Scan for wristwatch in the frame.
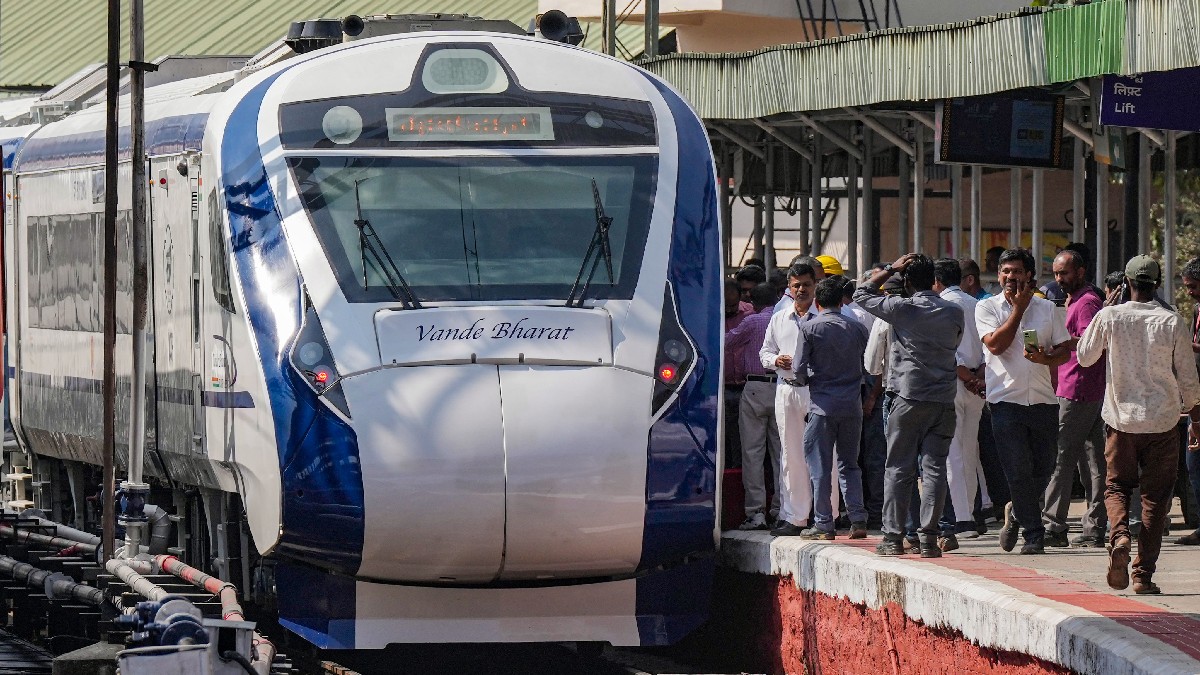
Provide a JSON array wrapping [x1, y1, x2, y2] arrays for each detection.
[[883, 263, 894, 273]]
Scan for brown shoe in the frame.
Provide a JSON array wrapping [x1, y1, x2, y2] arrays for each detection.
[[1133, 579, 1161, 595], [1107, 536, 1131, 590], [848, 522, 867, 539]]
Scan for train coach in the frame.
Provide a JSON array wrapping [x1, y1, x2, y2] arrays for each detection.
[[0, 14, 723, 650]]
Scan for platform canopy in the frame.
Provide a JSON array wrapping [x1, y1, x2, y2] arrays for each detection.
[[638, 0, 1193, 119], [636, 0, 1200, 296]]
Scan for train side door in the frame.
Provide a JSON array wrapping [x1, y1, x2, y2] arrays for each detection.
[[198, 181, 237, 465], [148, 154, 204, 472]]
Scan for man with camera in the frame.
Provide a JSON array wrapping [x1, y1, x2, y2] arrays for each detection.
[[1077, 255, 1200, 594], [854, 253, 963, 558], [976, 249, 1071, 555]]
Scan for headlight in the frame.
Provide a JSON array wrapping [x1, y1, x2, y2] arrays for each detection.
[[288, 302, 351, 418]]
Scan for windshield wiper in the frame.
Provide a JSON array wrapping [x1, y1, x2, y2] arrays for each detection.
[[354, 179, 422, 309], [565, 178, 615, 308]]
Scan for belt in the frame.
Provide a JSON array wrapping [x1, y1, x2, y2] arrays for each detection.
[[746, 374, 778, 383]]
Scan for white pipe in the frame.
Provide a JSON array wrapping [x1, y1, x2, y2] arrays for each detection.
[[970, 166, 982, 262], [950, 166, 962, 257], [17, 509, 100, 547], [1073, 140, 1086, 243], [142, 504, 172, 555], [1010, 169, 1022, 249], [1032, 169, 1045, 280], [914, 127, 925, 253], [1166, 131, 1177, 298], [107, 557, 167, 604]]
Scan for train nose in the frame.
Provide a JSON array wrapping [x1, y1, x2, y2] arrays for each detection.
[[341, 365, 508, 583], [338, 306, 651, 584], [340, 364, 652, 583]]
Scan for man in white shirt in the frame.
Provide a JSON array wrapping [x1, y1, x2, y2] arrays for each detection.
[[1077, 255, 1200, 594], [932, 259, 987, 552], [760, 262, 819, 536], [976, 249, 1071, 555]]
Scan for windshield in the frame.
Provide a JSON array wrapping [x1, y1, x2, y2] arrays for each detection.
[[288, 155, 656, 302]]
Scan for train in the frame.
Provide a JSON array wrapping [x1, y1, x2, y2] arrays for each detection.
[[0, 13, 723, 650]]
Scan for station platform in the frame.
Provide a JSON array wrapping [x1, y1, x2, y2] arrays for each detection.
[[715, 512, 1200, 675]]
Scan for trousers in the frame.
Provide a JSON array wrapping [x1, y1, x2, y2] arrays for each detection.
[[1105, 425, 1179, 581], [740, 380, 782, 517], [990, 401, 1059, 544], [774, 385, 812, 527], [882, 396, 956, 541], [804, 412, 867, 531], [1042, 398, 1107, 537], [946, 381, 985, 526]]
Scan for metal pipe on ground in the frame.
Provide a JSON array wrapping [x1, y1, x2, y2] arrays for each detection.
[[0, 523, 99, 555], [149, 555, 274, 674], [16, 510, 101, 547], [0, 555, 105, 605], [106, 558, 166, 606]]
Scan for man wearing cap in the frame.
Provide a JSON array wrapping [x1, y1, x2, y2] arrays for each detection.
[[1077, 255, 1200, 594], [976, 248, 1071, 555]]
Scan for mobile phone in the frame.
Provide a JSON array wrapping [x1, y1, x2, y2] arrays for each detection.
[[1022, 329, 1039, 353]]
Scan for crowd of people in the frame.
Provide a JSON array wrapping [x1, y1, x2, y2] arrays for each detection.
[[722, 244, 1200, 593]]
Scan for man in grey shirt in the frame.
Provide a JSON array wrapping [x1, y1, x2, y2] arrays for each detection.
[[854, 253, 964, 558], [790, 277, 870, 539]]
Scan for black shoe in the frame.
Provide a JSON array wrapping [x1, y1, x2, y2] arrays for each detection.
[[876, 539, 905, 556], [974, 515, 989, 536], [998, 502, 1018, 552], [920, 543, 942, 558], [1020, 541, 1045, 554], [937, 534, 959, 552], [771, 522, 806, 537], [1044, 530, 1070, 548], [848, 522, 868, 539], [1071, 534, 1105, 548]]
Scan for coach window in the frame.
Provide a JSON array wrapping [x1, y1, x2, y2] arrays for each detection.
[[207, 191, 235, 313]]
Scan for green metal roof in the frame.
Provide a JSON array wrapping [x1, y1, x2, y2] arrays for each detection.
[[0, 1, 547, 89], [0, 1, 657, 90], [638, 0, 1200, 120]]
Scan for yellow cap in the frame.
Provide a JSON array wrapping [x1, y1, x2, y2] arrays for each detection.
[[815, 255, 844, 276]]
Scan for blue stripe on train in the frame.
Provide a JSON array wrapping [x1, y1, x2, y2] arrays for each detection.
[[219, 73, 366, 612], [635, 76, 722, 644]]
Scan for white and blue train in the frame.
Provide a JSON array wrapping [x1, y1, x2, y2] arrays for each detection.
[[0, 16, 723, 649]]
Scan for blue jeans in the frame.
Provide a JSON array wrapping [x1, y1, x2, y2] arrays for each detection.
[[1188, 444, 1200, 533], [989, 401, 1060, 544], [804, 411, 867, 531]]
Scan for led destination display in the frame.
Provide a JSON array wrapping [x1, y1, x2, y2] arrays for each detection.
[[386, 107, 555, 142]]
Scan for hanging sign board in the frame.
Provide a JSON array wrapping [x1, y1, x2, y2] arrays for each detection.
[[1100, 67, 1200, 132], [935, 94, 1065, 169]]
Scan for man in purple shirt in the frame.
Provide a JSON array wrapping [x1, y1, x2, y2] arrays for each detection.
[[724, 278, 754, 469], [726, 283, 783, 529], [1041, 250, 1108, 548]]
